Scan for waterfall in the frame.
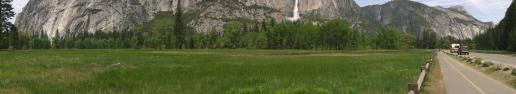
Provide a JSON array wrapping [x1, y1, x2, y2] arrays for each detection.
[[287, 0, 301, 21]]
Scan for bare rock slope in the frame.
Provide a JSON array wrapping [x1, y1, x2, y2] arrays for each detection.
[[16, 0, 370, 37], [361, 0, 493, 39]]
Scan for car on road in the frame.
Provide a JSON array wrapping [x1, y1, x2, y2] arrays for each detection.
[[458, 46, 470, 55]]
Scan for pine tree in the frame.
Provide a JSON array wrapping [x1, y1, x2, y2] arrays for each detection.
[[52, 31, 61, 49], [8, 24, 17, 49], [174, 0, 185, 49], [0, 0, 15, 49], [509, 29, 516, 51]]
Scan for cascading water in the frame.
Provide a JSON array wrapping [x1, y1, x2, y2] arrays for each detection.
[[287, 0, 301, 21]]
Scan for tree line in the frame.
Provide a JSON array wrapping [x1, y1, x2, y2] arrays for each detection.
[[25, 19, 422, 50]]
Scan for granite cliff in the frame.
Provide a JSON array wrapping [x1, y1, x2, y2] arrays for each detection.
[[16, 0, 371, 38], [361, 0, 493, 39], [15, 0, 490, 39]]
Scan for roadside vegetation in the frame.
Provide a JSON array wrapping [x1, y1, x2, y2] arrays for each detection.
[[0, 50, 432, 94]]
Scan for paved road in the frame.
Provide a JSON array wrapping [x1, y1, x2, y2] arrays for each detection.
[[438, 52, 516, 94], [470, 52, 516, 66]]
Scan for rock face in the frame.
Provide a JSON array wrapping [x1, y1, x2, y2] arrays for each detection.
[[299, 0, 380, 31], [16, 0, 490, 39], [361, 0, 493, 39], [16, 0, 370, 37], [15, 0, 201, 37]]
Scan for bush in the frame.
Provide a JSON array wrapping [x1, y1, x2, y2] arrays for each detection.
[[467, 58, 475, 63], [493, 64, 503, 71], [144, 37, 162, 49], [504, 67, 511, 71], [474, 58, 483, 65], [512, 68, 516, 76], [482, 61, 494, 67], [458, 56, 470, 61]]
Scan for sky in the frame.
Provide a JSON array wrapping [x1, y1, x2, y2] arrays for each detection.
[[9, 0, 29, 23], [8, 0, 513, 23], [355, 0, 512, 23]]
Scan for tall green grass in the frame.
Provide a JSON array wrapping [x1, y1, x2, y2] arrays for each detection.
[[0, 49, 432, 94]]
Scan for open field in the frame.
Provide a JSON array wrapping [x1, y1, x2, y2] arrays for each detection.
[[0, 49, 432, 94]]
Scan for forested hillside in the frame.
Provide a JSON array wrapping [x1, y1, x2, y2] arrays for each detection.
[[474, 0, 516, 52]]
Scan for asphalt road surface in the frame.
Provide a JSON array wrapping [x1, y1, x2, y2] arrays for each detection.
[[438, 52, 516, 94], [470, 52, 516, 66]]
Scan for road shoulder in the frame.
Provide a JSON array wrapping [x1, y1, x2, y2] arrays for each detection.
[[443, 51, 516, 90], [422, 56, 445, 94]]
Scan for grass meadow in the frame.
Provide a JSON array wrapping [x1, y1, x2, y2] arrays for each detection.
[[0, 49, 432, 94]]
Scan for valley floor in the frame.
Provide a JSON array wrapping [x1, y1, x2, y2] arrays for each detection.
[[0, 49, 432, 94]]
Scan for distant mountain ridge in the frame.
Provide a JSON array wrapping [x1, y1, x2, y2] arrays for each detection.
[[361, 0, 493, 39]]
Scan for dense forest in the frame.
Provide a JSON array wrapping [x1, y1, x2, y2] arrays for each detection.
[[474, 1, 516, 52]]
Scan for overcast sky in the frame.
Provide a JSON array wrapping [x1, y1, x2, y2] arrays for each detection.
[[9, 0, 513, 23]]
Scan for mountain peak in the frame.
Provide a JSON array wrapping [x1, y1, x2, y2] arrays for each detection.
[[447, 5, 468, 14], [362, 0, 491, 39]]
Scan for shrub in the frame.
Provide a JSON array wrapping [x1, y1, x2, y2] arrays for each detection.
[[512, 68, 516, 76], [482, 61, 494, 67], [493, 64, 503, 71], [504, 67, 511, 71], [144, 37, 162, 49], [460, 56, 468, 61], [467, 58, 475, 63], [474, 58, 483, 65]]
